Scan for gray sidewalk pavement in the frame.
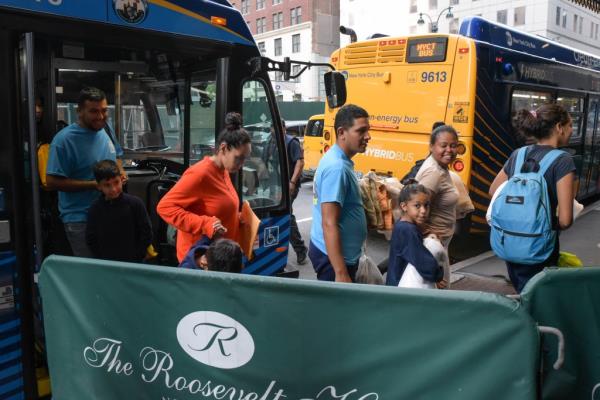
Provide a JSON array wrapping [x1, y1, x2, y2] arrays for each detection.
[[452, 200, 600, 282]]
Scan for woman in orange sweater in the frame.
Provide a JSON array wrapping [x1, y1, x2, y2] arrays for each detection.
[[157, 113, 251, 262]]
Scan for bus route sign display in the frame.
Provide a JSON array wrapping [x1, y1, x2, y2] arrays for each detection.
[[406, 37, 448, 63]]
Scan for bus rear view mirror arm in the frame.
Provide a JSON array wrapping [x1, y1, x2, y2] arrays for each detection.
[[248, 56, 335, 80]]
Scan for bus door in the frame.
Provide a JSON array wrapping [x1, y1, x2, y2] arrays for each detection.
[[557, 95, 585, 196], [582, 96, 600, 197], [230, 79, 289, 275], [303, 114, 325, 177], [0, 31, 44, 399]]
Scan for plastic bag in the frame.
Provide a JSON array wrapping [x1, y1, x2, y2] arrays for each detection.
[[557, 251, 583, 268], [398, 263, 436, 289], [355, 253, 384, 285]]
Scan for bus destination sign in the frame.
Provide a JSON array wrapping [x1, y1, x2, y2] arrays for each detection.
[[406, 37, 448, 63]]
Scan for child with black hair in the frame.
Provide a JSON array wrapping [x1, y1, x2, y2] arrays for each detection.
[[86, 159, 152, 262], [386, 181, 445, 288]]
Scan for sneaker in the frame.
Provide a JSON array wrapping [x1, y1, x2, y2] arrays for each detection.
[[296, 250, 307, 265]]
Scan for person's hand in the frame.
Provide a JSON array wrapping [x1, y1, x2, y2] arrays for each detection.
[[436, 279, 448, 289], [335, 271, 353, 283], [212, 219, 227, 238], [289, 181, 297, 197]]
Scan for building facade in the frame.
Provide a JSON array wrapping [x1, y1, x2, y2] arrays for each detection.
[[340, 0, 600, 55], [231, 0, 340, 101]]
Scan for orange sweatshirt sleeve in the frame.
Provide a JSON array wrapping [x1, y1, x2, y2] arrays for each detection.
[[156, 165, 219, 238]]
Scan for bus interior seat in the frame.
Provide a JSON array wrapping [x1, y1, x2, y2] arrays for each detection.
[[145, 178, 177, 265]]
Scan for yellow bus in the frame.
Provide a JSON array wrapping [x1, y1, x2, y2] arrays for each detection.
[[302, 114, 325, 177], [321, 17, 600, 231]]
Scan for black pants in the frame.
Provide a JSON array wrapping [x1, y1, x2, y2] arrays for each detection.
[[506, 237, 560, 293], [290, 186, 306, 255]]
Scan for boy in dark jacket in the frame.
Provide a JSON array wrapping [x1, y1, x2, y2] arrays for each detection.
[[86, 160, 152, 262], [179, 236, 243, 273]]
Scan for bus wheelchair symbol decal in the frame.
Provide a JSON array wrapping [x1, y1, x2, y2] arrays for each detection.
[[113, 0, 148, 24], [264, 226, 279, 247]]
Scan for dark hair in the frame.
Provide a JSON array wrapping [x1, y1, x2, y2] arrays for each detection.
[[513, 103, 570, 140], [430, 124, 458, 145], [334, 104, 369, 137], [93, 159, 120, 182], [398, 182, 429, 203], [206, 239, 243, 273], [431, 121, 445, 131], [216, 112, 251, 151], [78, 87, 106, 108]]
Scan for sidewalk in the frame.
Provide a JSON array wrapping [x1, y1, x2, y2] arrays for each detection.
[[451, 200, 600, 293]]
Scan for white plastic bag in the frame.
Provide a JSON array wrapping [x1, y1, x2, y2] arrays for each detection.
[[398, 235, 448, 289], [355, 252, 384, 285], [398, 263, 436, 289]]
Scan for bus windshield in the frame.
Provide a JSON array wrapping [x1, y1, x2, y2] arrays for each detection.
[[54, 45, 218, 164]]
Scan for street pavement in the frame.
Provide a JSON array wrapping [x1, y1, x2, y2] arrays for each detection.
[[288, 180, 600, 288], [288, 180, 391, 279]]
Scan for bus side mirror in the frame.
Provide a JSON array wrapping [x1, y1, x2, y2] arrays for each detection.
[[324, 71, 347, 109]]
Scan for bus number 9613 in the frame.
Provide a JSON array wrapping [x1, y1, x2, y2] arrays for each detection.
[[421, 71, 447, 83]]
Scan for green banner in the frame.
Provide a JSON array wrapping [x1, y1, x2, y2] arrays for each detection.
[[521, 267, 600, 400], [40, 255, 539, 399]]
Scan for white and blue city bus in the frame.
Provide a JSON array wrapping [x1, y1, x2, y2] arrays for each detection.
[[0, 1, 344, 397]]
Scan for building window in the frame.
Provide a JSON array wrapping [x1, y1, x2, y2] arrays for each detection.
[[256, 0, 264, 10], [497, 9, 507, 25], [292, 34, 300, 53], [272, 0, 281, 4], [293, 93, 302, 102], [274, 38, 282, 56], [292, 65, 301, 83], [241, 0, 249, 14], [409, 25, 417, 34], [429, 0, 437, 10], [258, 41, 266, 55], [591, 22, 595, 38], [596, 23, 599, 40], [449, 18, 459, 34], [574, 15, 578, 32], [274, 71, 284, 81], [256, 17, 266, 34], [273, 12, 283, 30], [410, 0, 417, 13], [562, 11, 567, 28], [514, 6, 526, 26], [291, 7, 302, 25], [579, 17, 583, 34], [450, 0, 458, 4], [555, 7, 561, 26]]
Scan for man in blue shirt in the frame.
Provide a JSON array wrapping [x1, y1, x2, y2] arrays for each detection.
[[309, 104, 371, 282], [46, 87, 117, 257]]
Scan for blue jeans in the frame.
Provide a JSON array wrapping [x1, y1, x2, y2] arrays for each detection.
[[64, 222, 93, 258], [308, 241, 358, 281]]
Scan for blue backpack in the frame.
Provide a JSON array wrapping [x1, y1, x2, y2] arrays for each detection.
[[490, 147, 563, 265]]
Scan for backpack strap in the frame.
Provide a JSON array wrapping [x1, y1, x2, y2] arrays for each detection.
[[538, 149, 565, 175], [514, 146, 529, 175]]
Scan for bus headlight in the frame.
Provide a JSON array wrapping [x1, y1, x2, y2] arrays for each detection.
[[324, 130, 331, 141], [456, 143, 466, 155]]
